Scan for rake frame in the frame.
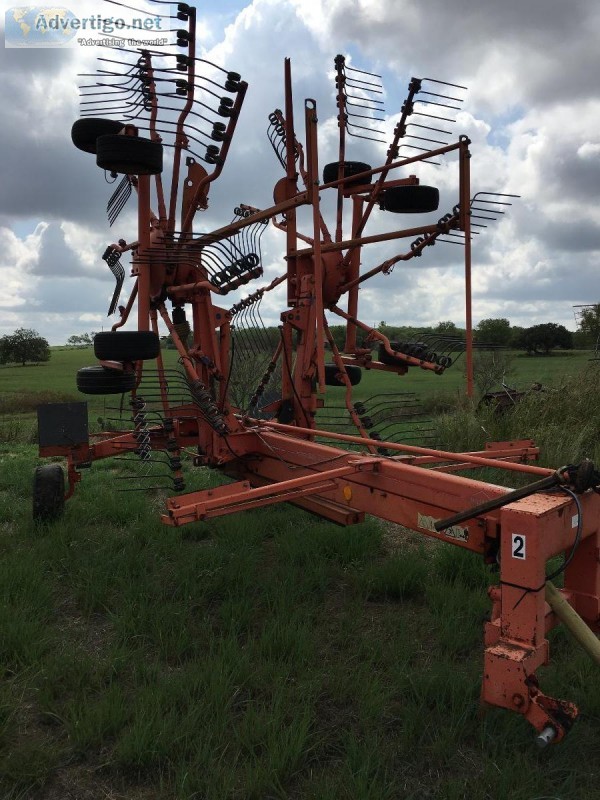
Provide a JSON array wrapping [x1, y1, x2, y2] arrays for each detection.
[[36, 2, 600, 747]]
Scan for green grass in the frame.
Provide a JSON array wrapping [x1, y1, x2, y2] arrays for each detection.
[[340, 348, 593, 412], [2, 345, 592, 446], [2, 347, 600, 797], [0, 347, 595, 444], [2, 443, 600, 799], [0, 346, 183, 443], [0, 345, 591, 408], [0, 347, 111, 400], [433, 366, 600, 468]]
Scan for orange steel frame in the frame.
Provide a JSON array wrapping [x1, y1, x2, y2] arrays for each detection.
[[41, 14, 600, 746]]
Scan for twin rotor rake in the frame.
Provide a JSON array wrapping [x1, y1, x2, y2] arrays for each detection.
[[35, 0, 600, 748]]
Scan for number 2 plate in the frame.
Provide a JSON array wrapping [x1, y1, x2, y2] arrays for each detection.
[[511, 533, 526, 560]]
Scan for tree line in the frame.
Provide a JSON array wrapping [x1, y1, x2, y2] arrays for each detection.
[[3, 308, 598, 368], [154, 318, 576, 356], [377, 318, 583, 356]]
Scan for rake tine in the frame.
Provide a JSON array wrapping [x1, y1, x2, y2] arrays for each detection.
[[347, 120, 386, 134], [337, 55, 388, 147], [344, 90, 385, 104], [108, 280, 124, 317], [438, 238, 466, 246], [419, 90, 464, 103], [345, 96, 385, 110], [345, 65, 382, 80], [78, 75, 134, 87], [347, 128, 388, 143], [413, 110, 456, 123], [108, 196, 126, 227], [103, 247, 125, 316], [80, 81, 141, 95], [345, 78, 384, 93], [473, 191, 520, 199], [416, 98, 462, 111], [79, 92, 135, 104], [422, 77, 468, 90], [108, 191, 132, 226], [404, 133, 449, 146], [409, 122, 454, 135], [473, 199, 513, 206], [398, 144, 441, 164], [107, 176, 132, 226], [347, 110, 386, 123]]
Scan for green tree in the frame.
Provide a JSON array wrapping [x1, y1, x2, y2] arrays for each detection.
[[435, 320, 458, 334], [510, 325, 525, 348], [0, 328, 50, 366], [474, 318, 512, 347], [515, 323, 572, 355], [577, 304, 600, 347], [0, 336, 11, 364], [66, 332, 95, 348], [327, 325, 346, 352]]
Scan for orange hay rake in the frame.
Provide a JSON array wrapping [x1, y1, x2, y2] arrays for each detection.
[[35, 0, 600, 746]]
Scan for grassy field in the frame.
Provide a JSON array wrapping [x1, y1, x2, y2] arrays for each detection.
[[2, 348, 600, 798], [1, 346, 594, 443], [1, 346, 592, 400]]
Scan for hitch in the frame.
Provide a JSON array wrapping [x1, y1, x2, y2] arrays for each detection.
[[434, 460, 600, 532]]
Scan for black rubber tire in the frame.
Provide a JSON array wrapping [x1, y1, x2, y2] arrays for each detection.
[[323, 161, 372, 186], [380, 185, 439, 213], [94, 331, 160, 361], [96, 135, 163, 175], [76, 366, 137, 395], [71, 118, 124, 154], [33, 464, 65, 523], [324, 363, 362, 386]]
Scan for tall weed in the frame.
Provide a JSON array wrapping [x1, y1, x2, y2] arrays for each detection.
[[434, 369, 600, 467]]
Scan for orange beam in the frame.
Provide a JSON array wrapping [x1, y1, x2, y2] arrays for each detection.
[[244, 417, 553, 476]]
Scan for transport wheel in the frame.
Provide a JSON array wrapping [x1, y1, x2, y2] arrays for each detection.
[[379, 185, 439, 213], [94, 331, 160, 361], [76, 366, 137, 395], [324, 363, 362, 386], [71, 118, 124, 154], [33, 464, 65, 522], [323, 161, 372, 186], [96, 135, 163, 175]]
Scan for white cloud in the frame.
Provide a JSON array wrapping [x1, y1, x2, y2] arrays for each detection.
[[0, 0, 599, 347], [0, 225, 43, 321], [78, 312, 103, 322]]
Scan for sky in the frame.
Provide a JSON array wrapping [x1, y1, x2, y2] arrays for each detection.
[[0, 0, 599, 345]]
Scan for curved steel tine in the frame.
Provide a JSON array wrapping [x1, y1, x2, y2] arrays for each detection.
[[421, 77, 468, 90]]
